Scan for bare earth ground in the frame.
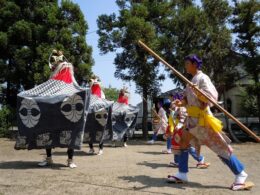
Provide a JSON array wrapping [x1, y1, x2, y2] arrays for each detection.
[[0, 138, 259, 195]]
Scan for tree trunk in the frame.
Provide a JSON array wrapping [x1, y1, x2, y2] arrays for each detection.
[[142, 88, 148, 139], [254, 73, 260, 122], [257, 93, 260, 122], [6, 80, 10, 105]]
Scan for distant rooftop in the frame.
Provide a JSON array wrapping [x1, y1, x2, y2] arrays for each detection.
[[158, 87, 184, 98]]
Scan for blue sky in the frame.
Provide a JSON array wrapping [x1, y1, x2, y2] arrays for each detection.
[[72, 0, 176, 105]]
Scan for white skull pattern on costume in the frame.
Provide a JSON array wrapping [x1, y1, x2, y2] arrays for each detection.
[[19, 98, 41, 128], [36, 133, 52, 147], [95, 109, 108, 127], [61, 94, 84, 123], [60, 131, 72, 145], [125, 113, 135, 127]]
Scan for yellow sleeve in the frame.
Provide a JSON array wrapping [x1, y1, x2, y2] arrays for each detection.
[[168, 116, 174, 133]]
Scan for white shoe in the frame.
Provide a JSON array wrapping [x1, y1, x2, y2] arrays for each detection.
[[234, 171, 248, 184], [124, 142, 128, 147], [38, 157, 53, 167], [162, 149, 172, 154], [198, 156, 205, 164], [231, 171, 248, 190], [67, 159, 77, 169], [167, 172, 188, 183], [147, 140, 154, 144], [88, 148, 95, 154], [97, 149, 103, 155]]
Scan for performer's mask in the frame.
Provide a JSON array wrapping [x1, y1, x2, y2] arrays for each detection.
[[95, 108, 108, 127]]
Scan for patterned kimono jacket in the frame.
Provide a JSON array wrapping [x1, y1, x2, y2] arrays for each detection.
[[153, 107, 168, 134], [171, 107, 187, 152], [184, 71, 233, 159]]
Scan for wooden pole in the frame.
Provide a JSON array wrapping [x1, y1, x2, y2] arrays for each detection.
[[138, 40, 260, 142]]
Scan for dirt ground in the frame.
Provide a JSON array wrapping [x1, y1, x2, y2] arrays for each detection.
[[0, 138, 259, 195]]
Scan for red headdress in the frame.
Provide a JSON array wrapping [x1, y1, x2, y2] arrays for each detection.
[[89, 75, 102, 98], [117, 87, 129, 105], [49, 49, 76, 84]]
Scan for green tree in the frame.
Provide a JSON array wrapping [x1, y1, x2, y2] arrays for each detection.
[[240, 85, 259, 117], [103, 86, 120, 101], [232, 0, 260, 120], [0, 106, 13, 137], [154, 0, 243, 128], [158, 0, 239, 89], [202, 0, 238, 87], [97, 0, 169, 138], [0, 0, 93, 107]]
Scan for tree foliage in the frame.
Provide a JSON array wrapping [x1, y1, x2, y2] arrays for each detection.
[[103, 86, 120, 101], [97, 0, 245, 137], [97, 0, 170, 138], [157, 0, 240, 93], [0, 0, 93, 107], [232, 0, 260, 119], [0, 105, 13, 137]]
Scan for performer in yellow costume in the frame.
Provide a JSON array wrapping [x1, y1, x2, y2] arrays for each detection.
[[167, 54, 252, 191]]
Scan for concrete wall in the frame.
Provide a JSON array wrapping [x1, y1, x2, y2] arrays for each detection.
[[223, 76, 253, 117]]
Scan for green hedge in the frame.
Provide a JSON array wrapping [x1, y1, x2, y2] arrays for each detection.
[[0, 106, 13, 137]]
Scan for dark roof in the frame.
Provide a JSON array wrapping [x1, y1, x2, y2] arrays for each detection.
[[158, 87, 184, 98]]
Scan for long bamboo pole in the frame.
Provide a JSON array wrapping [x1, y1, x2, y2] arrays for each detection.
[[138, 40, 260, 142]]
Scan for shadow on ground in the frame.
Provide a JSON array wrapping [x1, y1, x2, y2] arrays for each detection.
[[52, 151, 91, 156], [137, 161, 199, 170], [119, 175, 229, 191], [0, 161, 67, 170], [63, 179, 172, 195], [137, 161, 169, 169], [137, 151, 168, 155]]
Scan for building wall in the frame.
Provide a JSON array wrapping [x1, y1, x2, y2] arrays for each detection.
[[224, 87, 244, 116], [224, 77, 252, 117]]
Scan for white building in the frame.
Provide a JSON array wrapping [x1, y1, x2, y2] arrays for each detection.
[[220, 64, 258, 117]]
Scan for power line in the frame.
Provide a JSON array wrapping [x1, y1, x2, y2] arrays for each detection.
[[87, 30, 97, 35]]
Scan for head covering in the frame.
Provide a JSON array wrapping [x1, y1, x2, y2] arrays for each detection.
[[172, 93, 183, 100], [163, 98, 171, 106], [90, 74, 100, 81], [89, 74, 101, 86], [89, 74, 102, 97], [118, 87, 129, 105], [157, 100, 163, 107], [48, 49, 67, 70], [184, 54, 202, 69], [119, 86, 130, 97]]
